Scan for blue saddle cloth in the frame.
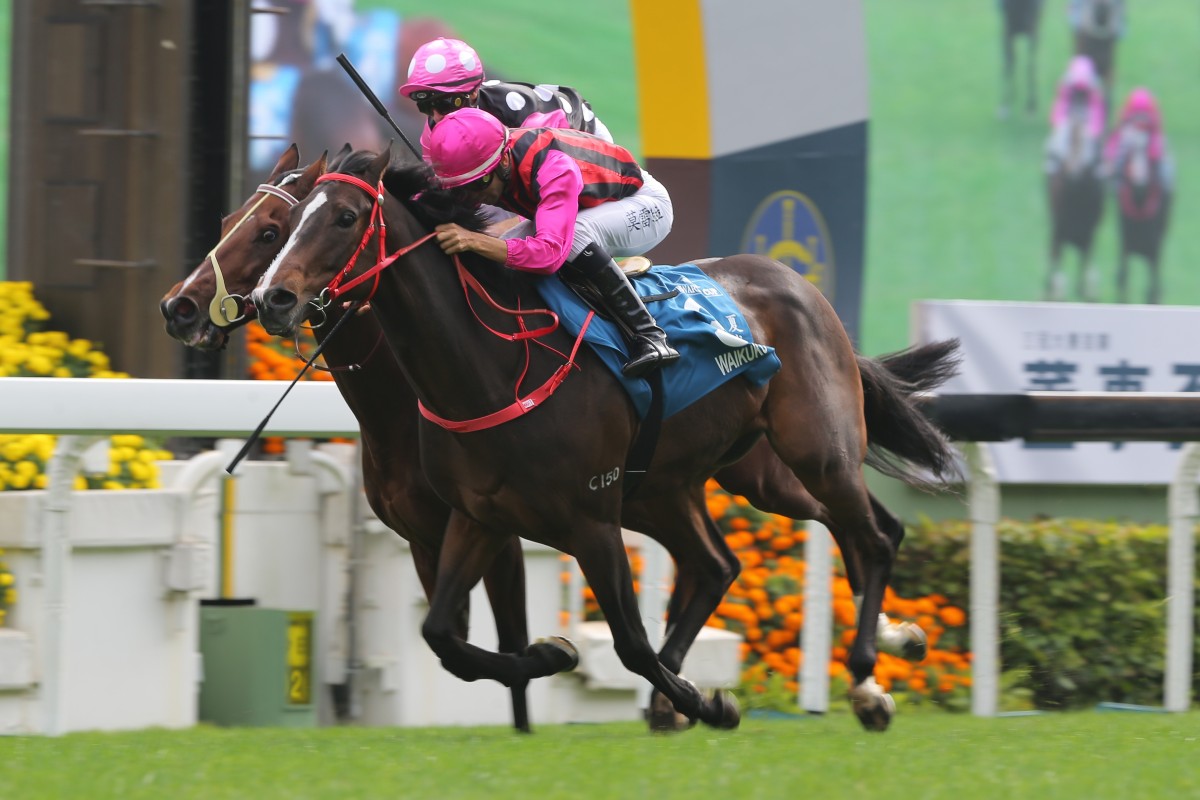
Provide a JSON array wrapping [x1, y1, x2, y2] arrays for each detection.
[[535, 263, 782, 419]]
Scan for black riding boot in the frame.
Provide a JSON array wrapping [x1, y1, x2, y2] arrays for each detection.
[[563, 243, 680, 378]]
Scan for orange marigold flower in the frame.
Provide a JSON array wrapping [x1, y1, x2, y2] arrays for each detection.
[[939, 606, 966, 627]]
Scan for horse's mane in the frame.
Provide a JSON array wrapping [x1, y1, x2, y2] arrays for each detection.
[[377, 159, 489, 234]]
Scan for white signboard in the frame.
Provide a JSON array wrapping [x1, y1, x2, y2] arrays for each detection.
[[912, 300, 1200, 484]]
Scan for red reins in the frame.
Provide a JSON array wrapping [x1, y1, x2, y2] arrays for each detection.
[[312, 171, 591, 432]]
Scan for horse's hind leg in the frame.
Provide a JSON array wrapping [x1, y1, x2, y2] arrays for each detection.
[[715, 446, 922, 660], [1046, 234, 1067, 301], [867, 496, 926, 662], [640, 496, 741, 731], [1147, 255, 1162, 305], [1116, 243, 1131, 303], [764, 389, 896, 729], [1026, 31, 1039, 114], [572, 520, 739, 730], [422, 513, 578, 693], [999, 28, 1014, 119], [481, 536, 532, 733]]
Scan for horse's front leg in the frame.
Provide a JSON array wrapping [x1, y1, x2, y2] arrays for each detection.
[[641, 500, 741, 732], [481, 536, 533, 733], [422, 512, 577, 690], [573, 522, 739, 731]]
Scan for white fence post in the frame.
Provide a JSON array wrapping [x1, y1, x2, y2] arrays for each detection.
[[1165, 443, 1200, 712], [800, 521, 832, 713], [964, 442, 1000, 717]]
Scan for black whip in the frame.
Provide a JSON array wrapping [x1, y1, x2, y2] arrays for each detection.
[[226, 303, 362, 474], [336, 52, 423, 161]]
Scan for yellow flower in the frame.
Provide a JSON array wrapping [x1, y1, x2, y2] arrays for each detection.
[[4, 589, 15, 605], [0, 573, 12, 587], [7, 474, 29, 490], [33, 474, 47, 489], [102, 481, 125, 490], [73, 476, 87, 490]]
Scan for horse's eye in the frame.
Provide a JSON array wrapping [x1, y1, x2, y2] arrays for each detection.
[[260, 228, 278, 244], [337, 210, 357, 228]]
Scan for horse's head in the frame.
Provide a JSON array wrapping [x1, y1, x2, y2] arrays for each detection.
[[159, 144, 332, 349], [253, 143, 488, 338], [253, 147, 397, 337]]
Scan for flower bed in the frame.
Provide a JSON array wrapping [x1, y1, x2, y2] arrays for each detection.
[[704, 480, 971, 711], [244, 322, 349, 455], [0, 550, 14, 627]]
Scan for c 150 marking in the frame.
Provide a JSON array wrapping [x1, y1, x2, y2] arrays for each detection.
[[589, 467, 621, 491]]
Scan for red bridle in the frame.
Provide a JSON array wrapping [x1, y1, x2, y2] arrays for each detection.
[[309, 171, 593, 432]]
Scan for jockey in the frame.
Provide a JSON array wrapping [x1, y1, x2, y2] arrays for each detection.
[[1103, 87, 1175, 190], [399, 37, 614, 153], [1044, 55, 1106, 174], [425, 107, 679, 379]]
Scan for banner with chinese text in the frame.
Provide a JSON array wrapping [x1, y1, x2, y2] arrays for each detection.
[[913, 300, 1200, 484]]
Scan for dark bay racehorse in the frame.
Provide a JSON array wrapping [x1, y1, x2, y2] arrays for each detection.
[[162, 146, 957, 732], [1114, 130, 1172, 304], [999, 0, 1044, 118], [1045, 106, 1106, 301], [249, 148, 959, 731], [1072, 0, 1123, 112]]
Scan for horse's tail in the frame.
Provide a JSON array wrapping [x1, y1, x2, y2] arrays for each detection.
[[856, 339, 963, 491]]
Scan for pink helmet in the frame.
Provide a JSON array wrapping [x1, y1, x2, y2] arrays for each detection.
[[426, 108, 509, 188], [399, 38, 485, 97]]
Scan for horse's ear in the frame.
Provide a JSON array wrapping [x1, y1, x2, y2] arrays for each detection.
[[291, 150, 329, 199], [267, 144, 301, 182], [329, 142, 353, 171], [367, 142, 394, 184]]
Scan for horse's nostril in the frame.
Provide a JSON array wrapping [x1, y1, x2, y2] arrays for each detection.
[[161, 296, 197, 325], [263, 288, 298, 312]]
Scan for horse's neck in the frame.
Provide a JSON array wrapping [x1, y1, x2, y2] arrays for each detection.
[[371, 203, 549, 421], [311, 304, 421, 439]]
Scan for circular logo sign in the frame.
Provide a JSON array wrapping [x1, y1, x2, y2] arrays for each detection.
[[741, 190, 835, 298]]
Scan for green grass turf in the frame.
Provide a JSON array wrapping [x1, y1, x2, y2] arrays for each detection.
[[860, 0, 1200, 354], [3, 712, 1199, 799]]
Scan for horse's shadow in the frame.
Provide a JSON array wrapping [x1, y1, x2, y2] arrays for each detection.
[[999, 0, 1044, 119]]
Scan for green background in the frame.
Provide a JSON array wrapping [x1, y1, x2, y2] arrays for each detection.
[[364, 0, 1200, 355], [3, 1, 1194, 356]]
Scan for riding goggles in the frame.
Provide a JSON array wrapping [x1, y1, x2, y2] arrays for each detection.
[[411, 91, 472, 116]]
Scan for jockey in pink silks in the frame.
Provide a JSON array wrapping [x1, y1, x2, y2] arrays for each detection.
[[1103, 87, 1175, 191], [398, 38, 614, 154], [425, 108, 679, 378], [1044, 56, 1107, 175]]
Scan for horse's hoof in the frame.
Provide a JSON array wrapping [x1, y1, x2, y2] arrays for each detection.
[[526, 635, 579, 675], [849, 677, 895, 732], [878, 620, 927, 663], [708, 689, 741, 730], [646, 689, 695, 734]]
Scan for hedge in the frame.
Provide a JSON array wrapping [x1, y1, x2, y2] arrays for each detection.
[[891, 517, 1198, 710]]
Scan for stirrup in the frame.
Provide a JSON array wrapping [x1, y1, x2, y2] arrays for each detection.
[[617, 256, 653, 277]]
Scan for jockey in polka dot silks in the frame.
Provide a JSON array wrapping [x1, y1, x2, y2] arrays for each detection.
[[399, 37, 614, 155]]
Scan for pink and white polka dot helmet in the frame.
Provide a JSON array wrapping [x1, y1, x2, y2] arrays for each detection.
[[399, 38, 485, 97], [426, 108, 509, 188]]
